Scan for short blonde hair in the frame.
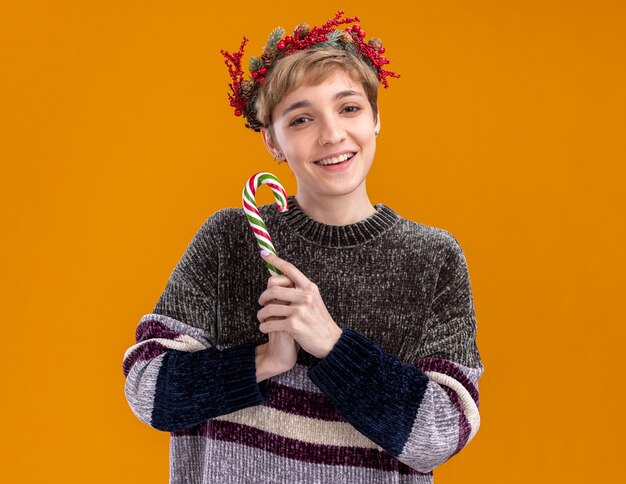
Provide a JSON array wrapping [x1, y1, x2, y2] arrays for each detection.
[[255, 49, 379, 130]]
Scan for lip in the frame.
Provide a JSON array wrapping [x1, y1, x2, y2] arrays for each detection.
[[314, 151, 356, 172], [314, 150, 357, 163]]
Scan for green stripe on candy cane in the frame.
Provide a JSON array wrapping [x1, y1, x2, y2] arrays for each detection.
[[242, 172, 289, 276]]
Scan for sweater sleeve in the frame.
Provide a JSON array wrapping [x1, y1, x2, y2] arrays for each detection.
[[122, 212, 268, 432], [308, 233, 483, 473]]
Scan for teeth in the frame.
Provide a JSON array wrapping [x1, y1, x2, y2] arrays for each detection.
[[316, 153, 354, 166]]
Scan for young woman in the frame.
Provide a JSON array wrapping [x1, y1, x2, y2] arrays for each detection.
[[123, 11, 483, 484]]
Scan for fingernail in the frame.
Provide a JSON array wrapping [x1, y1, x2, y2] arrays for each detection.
[[260, 249, 271, 257]]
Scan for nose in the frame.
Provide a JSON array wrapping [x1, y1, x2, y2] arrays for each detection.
[[318, 114, 346, 146]]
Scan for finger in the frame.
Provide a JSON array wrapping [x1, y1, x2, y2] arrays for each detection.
[[267, 275, 295, 288], [259, 286, 299, 306], [258, 304, 291, 324], [268, 298, 290, 306], [264, 315, 286, 321], [260, 252, 310, 289], [259, 318, 291, 334], [265, 276, 294, 306]]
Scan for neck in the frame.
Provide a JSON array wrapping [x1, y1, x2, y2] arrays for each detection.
[[293, 186, 376, 226]]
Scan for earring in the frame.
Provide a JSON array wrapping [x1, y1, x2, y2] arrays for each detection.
[[274, 152, 286, 165], [375, 131, 380, 137]]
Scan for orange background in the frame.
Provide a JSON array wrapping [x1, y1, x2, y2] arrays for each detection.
[[1, 1, 624, 482]]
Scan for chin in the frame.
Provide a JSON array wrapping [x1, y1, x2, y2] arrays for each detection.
[[322, 181, 367, 197]]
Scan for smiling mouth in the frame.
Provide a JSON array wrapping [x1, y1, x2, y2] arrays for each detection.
[[314, 152, 356, 166]]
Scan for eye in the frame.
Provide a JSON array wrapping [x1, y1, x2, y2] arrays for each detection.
[[289, 116, 311, 127], [342, 105, 361, 114]]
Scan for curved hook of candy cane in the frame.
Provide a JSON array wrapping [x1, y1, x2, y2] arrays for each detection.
[[242, 172, 289, 276]]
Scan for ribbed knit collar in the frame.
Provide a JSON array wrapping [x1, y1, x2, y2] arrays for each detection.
[[277, 195, 401, 248]]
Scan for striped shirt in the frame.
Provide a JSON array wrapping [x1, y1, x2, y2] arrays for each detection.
[[122, 195, 483, 483]]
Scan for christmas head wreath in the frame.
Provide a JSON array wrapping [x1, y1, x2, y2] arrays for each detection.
[[220, 10, 400, 132]]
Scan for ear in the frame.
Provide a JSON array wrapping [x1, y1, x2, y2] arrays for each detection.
[[261, 127, 282, 158], [374, 109, 381, 135]]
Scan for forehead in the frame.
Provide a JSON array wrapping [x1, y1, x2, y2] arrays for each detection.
[[273, 71, 366, 115]]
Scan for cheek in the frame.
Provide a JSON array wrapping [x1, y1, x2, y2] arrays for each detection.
[[285, 136, 316, 160]]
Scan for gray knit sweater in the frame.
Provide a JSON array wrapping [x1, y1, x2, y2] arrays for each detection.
[[122, 195, 483, 483]]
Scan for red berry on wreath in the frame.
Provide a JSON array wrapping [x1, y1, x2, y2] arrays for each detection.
[[285, 35, 293, 44], [259, 67, 267, 75], [353, 25, 361, 32], [277, 40, 286, 50], [234, 109, 242, 116], [358, 30, 366, 39], [251, 71, 259, 79]]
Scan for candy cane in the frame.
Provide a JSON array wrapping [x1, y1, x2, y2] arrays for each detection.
[[242, 172, 289, 276]]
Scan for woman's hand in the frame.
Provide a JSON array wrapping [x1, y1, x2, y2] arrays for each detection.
[[257, 251, 343, 359], [255, 274, 300, 382]]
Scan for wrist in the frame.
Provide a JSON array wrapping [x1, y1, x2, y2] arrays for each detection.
[[319, 327, 343, 359], [255, 343, 288, 383], [255, 344, 269, 383]]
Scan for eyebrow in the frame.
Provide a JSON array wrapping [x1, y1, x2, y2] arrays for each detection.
[[280, 90, 364, 117]]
